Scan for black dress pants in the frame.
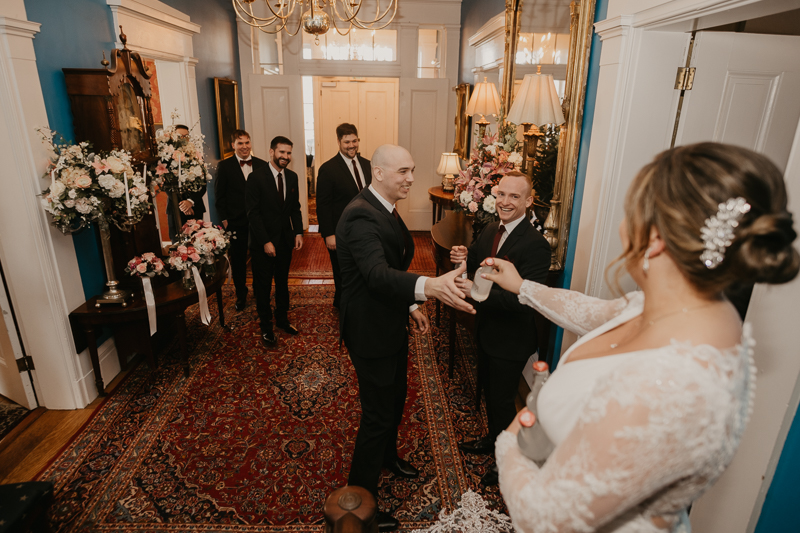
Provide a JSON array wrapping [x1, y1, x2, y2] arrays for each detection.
[[479, 347, 528, 441], [250, 240, 293, 331], [327, 248, 342, 307], [227, 223, 250, 302], [347, 343, 408, 498]]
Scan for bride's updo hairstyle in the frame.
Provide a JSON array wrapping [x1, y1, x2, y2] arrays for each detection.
[[618, 142, 799, 295]]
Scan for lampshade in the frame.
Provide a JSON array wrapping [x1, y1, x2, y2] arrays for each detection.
[[437, 153, 462, 175], [507, 72, 565, 127], [465, 77, 501, 118]]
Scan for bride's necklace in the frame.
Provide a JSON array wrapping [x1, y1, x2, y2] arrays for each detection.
[[608, 302, 716, 350]]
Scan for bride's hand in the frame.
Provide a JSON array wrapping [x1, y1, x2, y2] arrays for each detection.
[[506, 408, 536, 436], [480, 257, 524, 295]]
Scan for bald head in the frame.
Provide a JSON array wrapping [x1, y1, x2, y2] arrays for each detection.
[[371, 144, 416, 205]]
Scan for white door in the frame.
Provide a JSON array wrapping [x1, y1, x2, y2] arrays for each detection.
[[676, 32, 800, 171], [315, 77, 398, 165], [0, 263, 36, 408], [398, 78, 450, 230], [248, 74, 309, 229]]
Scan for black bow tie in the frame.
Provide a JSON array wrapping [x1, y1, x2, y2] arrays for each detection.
[[240, 159, 252, 167]]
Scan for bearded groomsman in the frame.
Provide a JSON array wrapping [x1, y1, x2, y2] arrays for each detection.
[[214, 129, 267, 311], [316, 123, 372, 308], [246, 136, 304, 347]]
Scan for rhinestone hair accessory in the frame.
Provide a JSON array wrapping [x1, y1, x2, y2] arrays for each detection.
[[700, 197, 751, 269]]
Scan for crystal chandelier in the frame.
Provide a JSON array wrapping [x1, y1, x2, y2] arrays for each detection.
[[233, 0, 398, 42]]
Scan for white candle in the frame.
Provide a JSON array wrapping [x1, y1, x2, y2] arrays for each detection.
[[50, 169, 55, 189], [178, 155, 182, 190], [124, 171, 132, 216]]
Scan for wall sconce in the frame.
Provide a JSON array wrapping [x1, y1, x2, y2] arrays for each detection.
[[465, 77, 501, 139], [437, 152, 462, 192], [506, 66, 565, 174]]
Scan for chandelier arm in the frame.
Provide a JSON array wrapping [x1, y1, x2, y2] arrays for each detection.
[[329, 11, 354, 36], [232, 0, 280, 23], [352, 0, 398, 27], [331, 1, 362, 23]]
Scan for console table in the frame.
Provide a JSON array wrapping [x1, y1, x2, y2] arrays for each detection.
[[428, 185, 454, 226], [69, 264, 227, 396]]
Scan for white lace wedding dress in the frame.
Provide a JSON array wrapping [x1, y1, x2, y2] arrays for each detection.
[[494, 282, 755, 533]]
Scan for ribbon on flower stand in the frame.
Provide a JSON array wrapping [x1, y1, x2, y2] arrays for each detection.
[[191, 265, 212, 325], [141, 277, 157, 335]]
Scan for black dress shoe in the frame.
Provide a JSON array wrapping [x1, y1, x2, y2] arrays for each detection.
[[480, 464, 499, 486], [261, 330, 277, 347], [458, 436, 495, 455], [234, 299, 246, 311], [276, 322, 299, 335], [384, 457, 419, 479], [376, 511, 399, 532]]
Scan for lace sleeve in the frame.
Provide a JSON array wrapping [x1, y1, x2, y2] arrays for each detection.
[[517, 281, 629, 336], [496, 352, 725, 533]]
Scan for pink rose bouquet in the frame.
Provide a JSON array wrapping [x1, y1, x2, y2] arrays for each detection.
[[125, 252, 169, 278], [149, 118, 210, 194]]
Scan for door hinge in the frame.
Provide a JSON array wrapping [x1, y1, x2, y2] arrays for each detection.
[[675, 67, 696, 91], [16, 355, 34, 372]]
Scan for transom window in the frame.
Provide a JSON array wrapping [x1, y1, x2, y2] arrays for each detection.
[[302, 29, 397, 61]]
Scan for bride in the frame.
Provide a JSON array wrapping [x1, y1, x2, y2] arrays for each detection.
[[474, 143, 799, 532]]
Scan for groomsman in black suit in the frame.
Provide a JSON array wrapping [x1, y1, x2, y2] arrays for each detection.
[[316, 123, 372, 308], [214, 129, 267, 311], [246, 136, 304, 346], [451, 170, 551, 486], [167, 125, 206, 240], [336, 144, 473, 531]]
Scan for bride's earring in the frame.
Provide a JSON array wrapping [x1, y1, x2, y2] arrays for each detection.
[[643, 247, 652, 274]]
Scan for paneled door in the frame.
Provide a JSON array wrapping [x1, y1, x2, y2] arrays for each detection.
[[315, 77, 398, 168], [248, 73, 309, 229], [676, 32, 800, 171]]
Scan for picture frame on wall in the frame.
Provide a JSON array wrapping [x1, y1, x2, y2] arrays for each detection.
[[453, 83, 471, 159], [214, 78, 239, 159]]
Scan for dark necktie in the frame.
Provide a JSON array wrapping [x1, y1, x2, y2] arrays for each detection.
[[392, 208, 411, 257], [277, 172, 284, 201], [352, 159, 364, 191], [490, 225, 506, 257], [240, 159, 252, 167]]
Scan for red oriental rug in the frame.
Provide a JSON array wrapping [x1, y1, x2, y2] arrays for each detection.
[[289, 232, 438, 279], [38, 285, 504, 531]]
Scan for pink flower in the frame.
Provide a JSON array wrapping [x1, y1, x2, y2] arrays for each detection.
[[154, 262, 163, 271], [468, 201, 478, 213], [75, 175, 92, 188], [92, 159, 111, 173], [136, 263, 148, 273], [172, 151, 184, 162], [142, 252, 155, 261], [491, 185, 499, 196], [155, 162, 169, 176], [189, 253, 201, 262], [177, 245, 188, 254]]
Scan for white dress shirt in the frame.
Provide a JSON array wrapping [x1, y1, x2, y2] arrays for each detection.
[[340, 152, 364, 189], [496, 213, 528, 252], [236, 154, 254, 180]]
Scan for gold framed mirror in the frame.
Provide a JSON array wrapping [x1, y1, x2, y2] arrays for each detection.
[[498, 0, 596, 270]]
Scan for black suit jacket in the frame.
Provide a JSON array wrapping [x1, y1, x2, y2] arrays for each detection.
[[468, 219, 551, 361], [336, 188, 420, 358], [214, 155, 268, 227], [245, 165, 303, 249], [316, 153, 372, 238]]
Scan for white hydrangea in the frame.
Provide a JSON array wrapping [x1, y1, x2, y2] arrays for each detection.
[[483, 195, 497, 214], [75, 198, 93, 214], [68, 189, 77, 199], [109, 181, 126, 198], [49, 180, 66, 198], [459, 190, 474, 205], [507, 152, 523, 166], [98, 174, 116, 189]]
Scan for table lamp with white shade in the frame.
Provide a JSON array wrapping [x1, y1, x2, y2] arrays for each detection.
[[465, 77, 502, 139], [437, 152, 462, 192], [506, 66, 565, 174]]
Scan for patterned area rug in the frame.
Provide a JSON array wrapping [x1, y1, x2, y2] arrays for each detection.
[[0, 402, 30, 441], [39, 285, 504, 531], [290, 232, 438, 279]]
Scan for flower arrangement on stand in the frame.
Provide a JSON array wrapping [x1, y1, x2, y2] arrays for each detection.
[[38, 129, 151, 233], [125, 253, 168, 335], [177, 219, 232, 278], [453, 120, 523, 236], [168, 244, 203, 290]]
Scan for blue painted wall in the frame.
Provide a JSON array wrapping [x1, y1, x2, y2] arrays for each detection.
[[24, 0, 243, 299], [755, 403, 800, 532]]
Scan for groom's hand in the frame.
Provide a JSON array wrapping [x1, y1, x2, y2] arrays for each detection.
[[424, 263, 475, 314]]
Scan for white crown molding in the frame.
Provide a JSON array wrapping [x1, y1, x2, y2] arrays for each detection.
[[594, 15, 634, 41], [106, 0, 200, 36], [0, 16, 40, 38], [468, 12, 504, 48]]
